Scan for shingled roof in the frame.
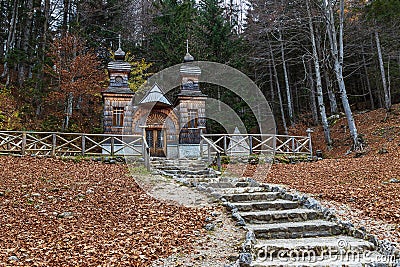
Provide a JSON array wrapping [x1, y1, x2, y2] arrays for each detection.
[[139, 83, 172, 106]]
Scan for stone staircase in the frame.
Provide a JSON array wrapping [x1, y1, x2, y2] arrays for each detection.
[[150, 158, 399, 267], [150, 158, 218, 181]]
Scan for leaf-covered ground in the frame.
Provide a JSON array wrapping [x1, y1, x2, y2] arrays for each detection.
[[0, 157, 208, 266], [291, 103, 400, 158]]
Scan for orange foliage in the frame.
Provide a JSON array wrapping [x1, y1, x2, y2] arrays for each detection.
[[45, 34, 106, 132]]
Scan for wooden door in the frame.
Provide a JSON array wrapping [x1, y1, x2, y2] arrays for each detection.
[[146, 129, 166, 157]]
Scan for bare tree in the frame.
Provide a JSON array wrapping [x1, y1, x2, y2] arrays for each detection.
[[278, 30, 294, 127], [375, 31, 391, 111], [306, 0, 332, 146], [323, 0, 361, 150]]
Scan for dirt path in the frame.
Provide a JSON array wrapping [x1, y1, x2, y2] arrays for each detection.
[[131, 169, 245, 266]]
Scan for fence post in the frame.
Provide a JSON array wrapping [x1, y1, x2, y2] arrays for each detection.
[[273, 135, 277, 154], [207, 143, 211, 164], [142, 138, 145, 159], [144, 146, 150, 171], [6, 133, 10, 151], [51, 133, 57, 157], [199, 128, 203, 158], [110, 136, 115, 156], [81, 134, 86, 156], [249, 135, 253, 154], [306, 128, 313, 157], [292, 137, 295, 155], [200, 139, 203, 158], [217, 152, 221, 172], [21, 132, 27, 156], [223, 135, 227, 154]]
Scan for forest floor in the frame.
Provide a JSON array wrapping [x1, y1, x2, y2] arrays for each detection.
[[0, 157, 229, 266]]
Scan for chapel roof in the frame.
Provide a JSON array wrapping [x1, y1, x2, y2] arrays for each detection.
[[139, 83, 172, 106]]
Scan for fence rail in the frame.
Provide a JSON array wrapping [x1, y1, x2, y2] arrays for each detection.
[[200, 132, 313, 168]]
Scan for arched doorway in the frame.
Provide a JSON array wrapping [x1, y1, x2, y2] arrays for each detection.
[[145, 112, 167, 157]]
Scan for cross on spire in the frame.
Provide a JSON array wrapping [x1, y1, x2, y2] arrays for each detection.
[[114, 34, 126, 60], [183, 39, 194, 62]]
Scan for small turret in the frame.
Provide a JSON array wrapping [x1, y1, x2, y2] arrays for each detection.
[[102, 35, 134, 135]]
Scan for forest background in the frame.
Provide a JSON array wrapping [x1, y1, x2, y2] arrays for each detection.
[[0, 0, 399, 150]]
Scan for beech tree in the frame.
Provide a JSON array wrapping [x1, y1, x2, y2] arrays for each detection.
[[365, 0, 400, 111], [323, 0, 361, 150], [45, 34, 105, 132], [306, 0, 332, 146]]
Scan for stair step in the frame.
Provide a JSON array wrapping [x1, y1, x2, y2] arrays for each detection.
[[232, 200, 300, 212], [253, 235, 375, 257], [212, 187, 268, 194], [179, 175, 215, 179], [251, 251, 384, 267], [159, 169, 210, 175], [239, 209, 323, 224], [235, 181, 260, 187], [205, 182, 238, 188], [222, 192, 280, 202], [246, 220, 342, 239]]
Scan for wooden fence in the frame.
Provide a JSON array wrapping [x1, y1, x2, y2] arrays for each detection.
[[200, 132, 313, 168], [0, 130, 312, 171], [0, 131, 149, 159]]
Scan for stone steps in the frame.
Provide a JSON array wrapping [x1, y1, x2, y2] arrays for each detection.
[[239, 208, 323, 224], [250, 252, 384, 267], [253, 235, 375, 257], [155, 169, 211, 175], [150, 158, 219, 180], [212, 187, 268, 195], [196, 178, 259, 185], [232, 199, 301, 212], [246, 220, 343, 239], [206, 182, 261, 189], [222, 192, 280, 202], [148, 158, 392, 266]]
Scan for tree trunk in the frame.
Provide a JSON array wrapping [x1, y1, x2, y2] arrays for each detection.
[[375, 30, 391, 111], [315, 25, 338, 115], [279, 30, 294, 127], [269, 39, 288, 135], [398, 53, 400, 77], [307, 0, 331, 146], [1, 0, 19, 86], [63, 92, 74, 131], [324, 0, 360, 149], [326, 73, 338, 115], [62, 0, 70, 35], [361, 44, 374, 109], [307, 61, 319, 125], [18, 0, 34, 86], [269, 63, 275, 114], [0, 1, 5, 58]]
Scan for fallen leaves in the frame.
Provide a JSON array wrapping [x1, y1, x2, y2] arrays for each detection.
[[265, 155, 400, 227], [0, 156, 208, 266]]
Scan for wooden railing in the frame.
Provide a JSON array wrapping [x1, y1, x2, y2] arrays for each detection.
[[0, 131, 148, 158], [200, 132, 313, 169]]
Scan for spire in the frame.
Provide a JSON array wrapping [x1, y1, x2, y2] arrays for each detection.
[[183, 39, 194, 62], [114, 34, 126, 60]]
